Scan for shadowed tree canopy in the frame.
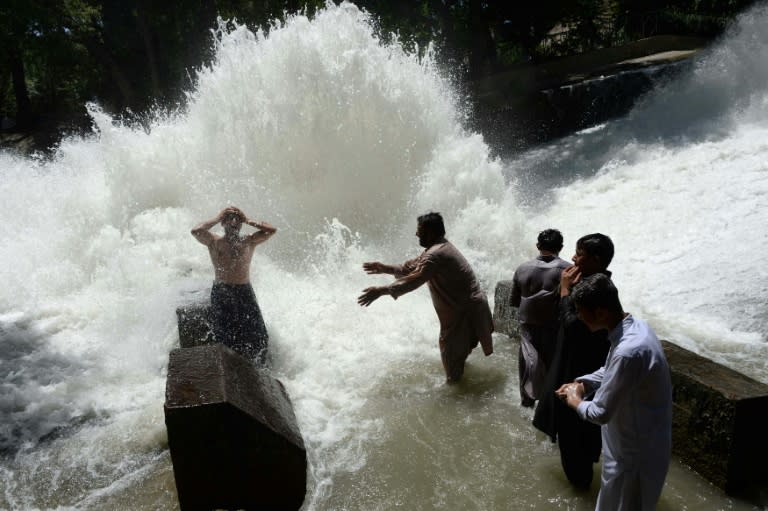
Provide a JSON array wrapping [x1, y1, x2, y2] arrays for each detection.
[[0, 0, 760, 136]]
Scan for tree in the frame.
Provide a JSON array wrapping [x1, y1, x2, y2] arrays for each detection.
[[0, 0, 760, 139], [0, 0, 39, 128]]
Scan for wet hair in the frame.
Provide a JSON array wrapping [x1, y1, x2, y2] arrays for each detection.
[[576, 233, 614, 268], [417, 212, 446, 237], [221, 209, 244, 224], [571, 273, 623, 313], [537, 229, 564, 253]]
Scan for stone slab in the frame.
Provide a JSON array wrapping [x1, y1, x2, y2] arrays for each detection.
[[176, 303, 214, 348], [492, 280, 518, 338], [662, 340, 768, 496], [165, 344, 306, 510]]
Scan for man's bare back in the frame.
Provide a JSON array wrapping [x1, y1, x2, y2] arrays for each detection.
[[192, 207, 277, 284]]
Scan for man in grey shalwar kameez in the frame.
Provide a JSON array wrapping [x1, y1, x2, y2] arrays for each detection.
[[558, 274, 672, 511], [510, 229, 570, 407], [358, 212, 494, 383]]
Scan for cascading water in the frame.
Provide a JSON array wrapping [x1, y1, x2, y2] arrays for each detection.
[[0, 2, 765, 510], [511, 2, 768, 384]]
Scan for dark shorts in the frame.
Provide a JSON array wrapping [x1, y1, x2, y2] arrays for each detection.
[[210, 282, 269, 365]]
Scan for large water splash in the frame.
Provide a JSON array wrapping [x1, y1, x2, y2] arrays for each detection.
[[0, 3, 522, 508], [0, 1, 766, 509], [517, 2, 768, 381]]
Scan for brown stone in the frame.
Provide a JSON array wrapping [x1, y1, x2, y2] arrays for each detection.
[[176, 303, 214, 348], [492, 280, 519, 338], [662, 340, 768, 497], [164, 344, 307, 510]]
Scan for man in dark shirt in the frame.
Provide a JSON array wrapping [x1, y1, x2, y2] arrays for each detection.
[[533, 233, 614, 489]]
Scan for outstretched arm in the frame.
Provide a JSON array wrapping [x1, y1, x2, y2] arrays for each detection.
[[358, 257, 435, 306], [386, 266, 432, 298], [362, 262, 398, 275], [357, 262, 401, 307], [363, 256, 421, 277], [357, 286, 390, 306], [191, 209, 229, 246]]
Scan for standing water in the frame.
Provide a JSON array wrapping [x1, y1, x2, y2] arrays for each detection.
[[0, 2, 766, 510]]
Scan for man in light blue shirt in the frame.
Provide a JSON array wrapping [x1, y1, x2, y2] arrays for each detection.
[[558, 273, 672, 511]]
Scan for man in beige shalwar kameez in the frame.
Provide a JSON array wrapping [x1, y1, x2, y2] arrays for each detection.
[[358, 212, 494, 383]]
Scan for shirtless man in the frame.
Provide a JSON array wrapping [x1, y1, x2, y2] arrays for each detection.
[[191, 207, 277, 364]]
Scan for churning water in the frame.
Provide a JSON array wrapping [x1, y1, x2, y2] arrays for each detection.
[[1, 2, 766, 510]]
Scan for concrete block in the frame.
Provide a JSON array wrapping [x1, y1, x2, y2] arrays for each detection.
[[176, 303, 214, 348], [164, 344, 307, 510], [492, 280, 519, 338], [662, 340, 768, 497]]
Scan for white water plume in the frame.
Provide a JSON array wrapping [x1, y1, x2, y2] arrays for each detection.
[[0, 1, 766, 510]]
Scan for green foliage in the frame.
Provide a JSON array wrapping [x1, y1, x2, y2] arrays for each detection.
[[612, 0, 757, 39], [0, 0, 761, 129]]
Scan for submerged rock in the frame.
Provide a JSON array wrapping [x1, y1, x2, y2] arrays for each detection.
[[492, 280, 518, 338], [663, 341, 768, 499], [176, 303, 214, 348]]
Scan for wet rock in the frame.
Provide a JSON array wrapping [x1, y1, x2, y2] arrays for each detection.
[[493, 280, 519, 338], [164, 344, 307, 511], [662, 340, 768, 498], [176, 303, 214, 348]]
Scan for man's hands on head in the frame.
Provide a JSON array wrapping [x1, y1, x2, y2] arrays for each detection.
[[220, 207, 277, 234], [252, 220, 277, 234], [221, 206, 246, 222]]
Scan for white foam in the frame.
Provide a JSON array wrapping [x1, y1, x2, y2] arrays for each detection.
[[1, 2, 767, 508]]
